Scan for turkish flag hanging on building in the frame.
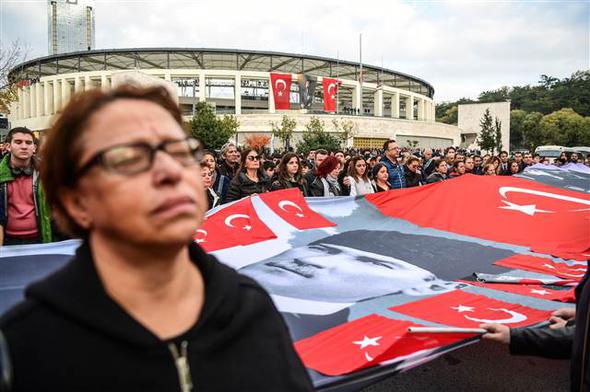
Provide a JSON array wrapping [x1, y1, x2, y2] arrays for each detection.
[[259, 188, 336, 230], [194, 197, 276, 252], [366, 175, 590, 259], [294, 314, 475, 376], [270, 73, 292, 110], [494, 254, 587, 280], [322, 77, 339, 112], [390, 290, 551, 329], [461, 280, 575, 303]]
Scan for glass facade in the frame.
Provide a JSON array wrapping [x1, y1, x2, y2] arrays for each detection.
[[48, 0, 95, 55]]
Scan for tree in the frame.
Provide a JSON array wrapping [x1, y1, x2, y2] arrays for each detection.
[[538, 108, 590, 147], [510, 109, 527, 149], [296, 116, 342, 155], [332, 118, 356, 144], [244, 135, 271, 150], [494, 117, 503, 153], [188, 101, 238, 150], [522, 111, 544, 151], [477, 109, 496, 154], [270, 115, 296, 149], [0, 40, 27, 114]]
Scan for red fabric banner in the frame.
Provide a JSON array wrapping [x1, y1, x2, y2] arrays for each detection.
[[322, 78, 339, 112], [270, 73, 292, 110], [365, 175, 590, 258], [495, 254, 587, 280], [390, 290, 551, 328], [295, 314, 475, 376], [259, 188, 336, 230], [194, 197, 276, 252], [460, 280, 575, 303]]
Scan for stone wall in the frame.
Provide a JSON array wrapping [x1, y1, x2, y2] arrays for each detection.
[[458, 102, 511, 153]]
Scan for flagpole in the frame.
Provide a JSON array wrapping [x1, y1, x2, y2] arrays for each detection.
[[359, 33, 363, 115], [336, 50, 339, 114]]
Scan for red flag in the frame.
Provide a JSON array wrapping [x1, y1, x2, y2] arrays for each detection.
[[259, 188, 336, 230], [322, 77, 339, 112], [270, 73, 292, 110], [366, 175, 590, 257], [495, 254, 587, 280], [390, 290, 551, 328], [460, 280, 575, 303], [194, 198, 276, 252], [295, 314, 475, 376]]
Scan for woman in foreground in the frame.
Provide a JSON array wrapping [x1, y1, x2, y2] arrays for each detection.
[[0, 85, 313, 392]]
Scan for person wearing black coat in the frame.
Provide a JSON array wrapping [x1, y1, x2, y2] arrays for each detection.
[[270, 153, 309, 196], [225, 148, 271, 202]]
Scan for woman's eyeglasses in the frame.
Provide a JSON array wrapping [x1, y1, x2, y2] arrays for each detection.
[[247, 155, 260, 161]]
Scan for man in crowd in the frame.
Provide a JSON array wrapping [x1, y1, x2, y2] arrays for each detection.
[[513, 152, 525, 172], [523, 152, 534, 168], [218, 142, 240, 179], [381, 139, 406, 189], [464, 156, 475, 174], [499, 151, 510, 175], [0, 127, 53, 245], [472, 155, 484, 175], [304, 148, 328, 185]]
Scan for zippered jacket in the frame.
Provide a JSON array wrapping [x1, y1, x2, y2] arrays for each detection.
[[0, 155, 53, 243], [380, 155, 406, 189], [0, 241, 314, 391]]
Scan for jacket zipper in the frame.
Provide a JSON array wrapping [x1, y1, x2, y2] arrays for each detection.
[[168, 341, 193, 392]]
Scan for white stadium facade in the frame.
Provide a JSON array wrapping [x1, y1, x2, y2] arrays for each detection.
[[8, 48, 461, 149]]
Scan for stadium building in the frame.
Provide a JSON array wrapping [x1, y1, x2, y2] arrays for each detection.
[[8, 48, 461, 149]]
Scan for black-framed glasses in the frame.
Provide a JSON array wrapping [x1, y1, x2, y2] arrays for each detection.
[[247, 155, 260, 161], [76, 138, 203, 177]]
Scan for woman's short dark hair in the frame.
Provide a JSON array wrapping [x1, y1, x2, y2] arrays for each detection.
[[371, 163, 387, 179], [40, 84, 183, 238], [316, 156, 340, 178]]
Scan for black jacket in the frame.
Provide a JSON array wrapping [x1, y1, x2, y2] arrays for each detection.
[[509, 324, 573, 359], [270, 177, 309, 197], [0, 242, 313, 392], [425, 172, 446, 184], [404, 167, 423, 188], [225, 172, 271, 202], [217, 159, 238, 180]]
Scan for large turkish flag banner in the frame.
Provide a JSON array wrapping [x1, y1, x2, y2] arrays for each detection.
[[366, 175, 590, 258], [194, 197, 276, 252], [390, 290, 551, 328], [295, 314, 475, 376], [461, 280, 575, 303], [494, 254, 587, 280], [270, 73, 292, 110], [322, 77, 339, 112], [259, 188, 336, 230]]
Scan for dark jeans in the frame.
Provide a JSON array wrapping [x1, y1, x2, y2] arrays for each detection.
[[3, 235, 40, 246]]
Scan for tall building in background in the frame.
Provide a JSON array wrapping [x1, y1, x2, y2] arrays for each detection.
[[48, 0, 95, 55]]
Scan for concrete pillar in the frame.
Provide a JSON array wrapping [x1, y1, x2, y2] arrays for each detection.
[[23, 87, 30, 118], [74, 77, 83, 93], [17, 88, 23, 119], [164, 73, 171, 82], [234, 74, 241, 115], [84, 75, 93, 91], [431, 102, 436, 122], [405, 96, 414, 120], [53, 79, 61, 113], [35, 83, 43, 117], [61, 79, 71, 109], [417, 99, 424, 121], [268, 75, 275, 113], [373, 89, 383, 117], [43, 80, 52, 116], [352, 82, 362, 113], [391, 92, 400, 118], [100, 74, 110, 90], [198, 73, 206, 102]]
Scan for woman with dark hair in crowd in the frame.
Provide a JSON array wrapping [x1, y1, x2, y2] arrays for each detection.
[[426, 159, 448, 184], [225, 148, 271, 202], [485, 156, 501, 175], [202, 150, 229, 203], [0, 85, 313, 391], [200, 163, 221, 210], [508, 160, 520, 176], [309, 156, 342, 197], [484, 163, 497, 175], [404, 156, 423, 187], [337, 157, 352, 196], [371, 163, 392, 192], [346, 156, 374, 196], [270, 152, 309, 196]]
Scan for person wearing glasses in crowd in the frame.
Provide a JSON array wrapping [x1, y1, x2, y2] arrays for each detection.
[[404, 156, 423, 187], [380, 140, 406, 189], [225, 148, 271, 202], [270, 152, 309, 196], [346, 156, 374, 196], [0, 85, 313, 391]]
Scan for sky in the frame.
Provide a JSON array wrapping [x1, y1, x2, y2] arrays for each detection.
[[0, 0, 588, 102]]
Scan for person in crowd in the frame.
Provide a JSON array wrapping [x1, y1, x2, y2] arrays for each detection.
[[464, 156, 475, 174], [448, 160, 466, 178], [304, 148, 328, 186], [202, 150, 229, 204], [226, 148, 271, 202], [533, 153, 542, 164], [306, 150, 316, 167], [200, 163, 221, 210], [300, 159, 310, 177], [0, 127, 54, 246], [423, 148, 433, 164], [523, 152, 534, 168], [498, 151, 510, 175], [308, 156, 342, 197], [508, 160, 520, 176], [371, 163, 392, 192], [337, 157, 351, 196], [570, 152, 580, 164], [444, 147, 456, 168], [404, 156, 423, 187], [263, 160, 276, 181], [483, 163, 497, 175], [334, 151, 345, 165], [346, 156, 374, 196], [513, 152, 525, 172], [381, 139, 406, 189], [0, 85, 313, 391], [367, 156, 377, 178], [218, 142, 240, 179], [270, 152, 309, 196], [556, 151, 568, 166], [486, 156, 501, 175], [426, 159, 448, 184], [472, 155, 484, 175]]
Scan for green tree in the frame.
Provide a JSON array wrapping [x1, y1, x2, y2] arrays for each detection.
[[477, 109, 496, 154], [296, 117, 342, 155], [332, 118, 356, 144], [494, 117, 503, 153], [270, 115, 297, 149], [538, 108, 590, 147], [188, 102, 238, 150], [439, 106, 458, 125], [0, 40, 26, 114], [522, 111, 544, 151], [510, 109, 527, 149]]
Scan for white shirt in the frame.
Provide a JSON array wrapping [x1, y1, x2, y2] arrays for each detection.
[[347, 176, 375, 196]]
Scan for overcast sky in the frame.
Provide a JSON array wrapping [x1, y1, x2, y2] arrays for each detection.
[[1, 0, 588, 102]]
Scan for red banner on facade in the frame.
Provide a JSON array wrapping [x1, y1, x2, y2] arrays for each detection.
[[322, 78, 339, 112], [270, 73, 292, 110]]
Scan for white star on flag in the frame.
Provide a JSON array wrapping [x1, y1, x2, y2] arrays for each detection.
[[296, 213, 304, 218], [353, 335, 381, 349], [277, 91, 283, 97], [530, 289, 549, 295], [498, 200, 552, 216], [451, 305, 475, 313], [543, 263, 556, 269], [195, 238, 205, 243], [242, 225, 252, 231]]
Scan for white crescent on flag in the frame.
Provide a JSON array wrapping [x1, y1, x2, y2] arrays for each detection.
[[499, 186, 590, 212], [195, 229, 207, 243], [327, 83, 336, 95], [275, 79, 287, 92], [463, 308, 527, 324], [224, 214, 250, 228], [278, 200, 304, 217]]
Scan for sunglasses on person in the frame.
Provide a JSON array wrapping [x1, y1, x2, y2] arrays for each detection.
[[247, 155, 260, 161], [76, 137, 203, 177]]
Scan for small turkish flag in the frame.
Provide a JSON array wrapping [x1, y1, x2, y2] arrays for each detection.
[[390, 290, 551, 328], [295, 314, 475, 376], [495, 254, 587, 280], [322, 77, 339, 112], [259, 188, 336, 230], [194, 197, 276, 252], [270, 73, 292, 110], [460, 280, 575, 303]]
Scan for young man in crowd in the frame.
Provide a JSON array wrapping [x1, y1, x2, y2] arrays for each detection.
[[498, 151, 510, 175], [523, 152, 534, 168], [0, 127, 53, 245], [513, 152, 525, 172], [464, 156, 475, 174], [218, 142, 240, 179], [472, 155, 484, 175], [304, 148, 328, 185], [381, 139, 406, 189]]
